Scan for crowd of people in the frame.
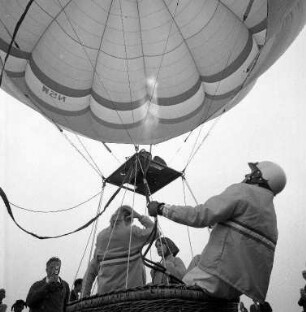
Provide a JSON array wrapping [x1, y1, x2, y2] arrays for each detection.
[[3, 160, 303, 312]]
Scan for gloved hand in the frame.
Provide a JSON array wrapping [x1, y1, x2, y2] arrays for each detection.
[[148, 201, 164, 217]]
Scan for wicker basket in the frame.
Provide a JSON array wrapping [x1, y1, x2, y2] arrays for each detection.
[[67, 285, 238, 312]]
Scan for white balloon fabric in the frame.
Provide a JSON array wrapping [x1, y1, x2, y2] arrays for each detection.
[[0, 0, 305, 144]]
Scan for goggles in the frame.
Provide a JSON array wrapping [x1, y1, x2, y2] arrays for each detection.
[[244, 162, 272, 191]]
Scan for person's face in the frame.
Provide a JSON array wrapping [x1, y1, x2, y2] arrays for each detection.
[[242, 163, 259, 183], [156, 241, 167, 257], [75, 284, 82, 293], [46, 260, 61, 278]]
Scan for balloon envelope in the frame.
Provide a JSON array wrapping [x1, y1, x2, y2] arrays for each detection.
[[0, 0, 305, 144]]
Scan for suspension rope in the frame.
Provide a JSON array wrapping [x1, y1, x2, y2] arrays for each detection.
[[74, 135, 104, 178], [183, 114, 223, 172], [9, 191, 101, 214], [182, 175, 211, 234], [134, 153, 184, 284], [101, 142, 121, 165], [73, 182, 106, 284], [87, 182, 106, 265], [118, 0, 136, 126], [182, 177, 194, 260], [0, 177, 126, 239], [181, 175, 198, 206], [125, 155, 139, 289]]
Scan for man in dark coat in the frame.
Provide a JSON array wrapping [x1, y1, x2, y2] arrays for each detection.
[[26, 257, 70, 312]]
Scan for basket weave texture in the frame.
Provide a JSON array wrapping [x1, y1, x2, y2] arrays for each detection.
[[67, 285, 238, 312]]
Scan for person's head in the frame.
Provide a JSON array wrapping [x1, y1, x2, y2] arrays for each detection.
[[155, 237, 180, 258], [46, 257, 61, 278], [0, 289, 5, 301], [73, 278, 83, 292], [243, 161, 286, 195], [110, 205, 132, 228], [259, 301, 272, 312], [11, 300, 27, 312], [302, 270, 306, 280]]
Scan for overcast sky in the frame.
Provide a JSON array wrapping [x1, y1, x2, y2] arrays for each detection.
[[1, 26, 306, 312]]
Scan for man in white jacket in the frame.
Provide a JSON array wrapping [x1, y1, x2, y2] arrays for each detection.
[[148, 161, 286, 303]]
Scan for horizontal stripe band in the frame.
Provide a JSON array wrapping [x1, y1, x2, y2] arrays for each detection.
[[200, 31, 253, 83], [0, 38, 31, 59], [100, 252, 141, 267], [220, 220, 276, 251], [249, 18, 268, 34]]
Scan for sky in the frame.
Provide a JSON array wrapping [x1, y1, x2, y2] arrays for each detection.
[[0, 26, 306, 312]]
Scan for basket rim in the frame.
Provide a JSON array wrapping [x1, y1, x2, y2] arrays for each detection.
[[67, 284, 239, 310]]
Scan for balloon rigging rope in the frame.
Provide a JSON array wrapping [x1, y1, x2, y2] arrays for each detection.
[[181, 179, 194, 260], [183, 114, 223, 172], [54, 0, 138, 148], [118, 0, 136, 126], [72, 218, 96, 287], [135, 155, 184, 284], [5, 41, 104, 180], [125, 156, 139, 289], [61, 132, 105, 178], [73, 182, 106, 285], [74, 135, 104, 177], [101, 143, 122, 165], [0, 165, 132, 240], [9, 190, 101, 213], [87, 183, 105, 263], [25, 88, 105, 180]]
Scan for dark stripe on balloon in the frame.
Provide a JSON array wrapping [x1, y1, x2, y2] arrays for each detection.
[[200, 31, 253, 83], [17, 74, 242, 130], [157, 79, 202, 106], [92, 79, 202, 110], [91, 90, 147, 111], [158, 88, 239, 125], [5, 70, 25, 78], [249, 18, 267, 34], [90, 110, 143, 130], [30, 58, 202, 108], [29, 57, 91, 97], [158, 100, 205, 125], [27, 58, 241, 118], [29, 57, 204, 109], [0, 38, 31, 60], [26, 86, 90, 116], [0, 38, 30, 59], [205, 85, 242, 100]]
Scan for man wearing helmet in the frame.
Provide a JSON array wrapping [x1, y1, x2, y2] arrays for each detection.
[[148, 161, 286, 303]]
